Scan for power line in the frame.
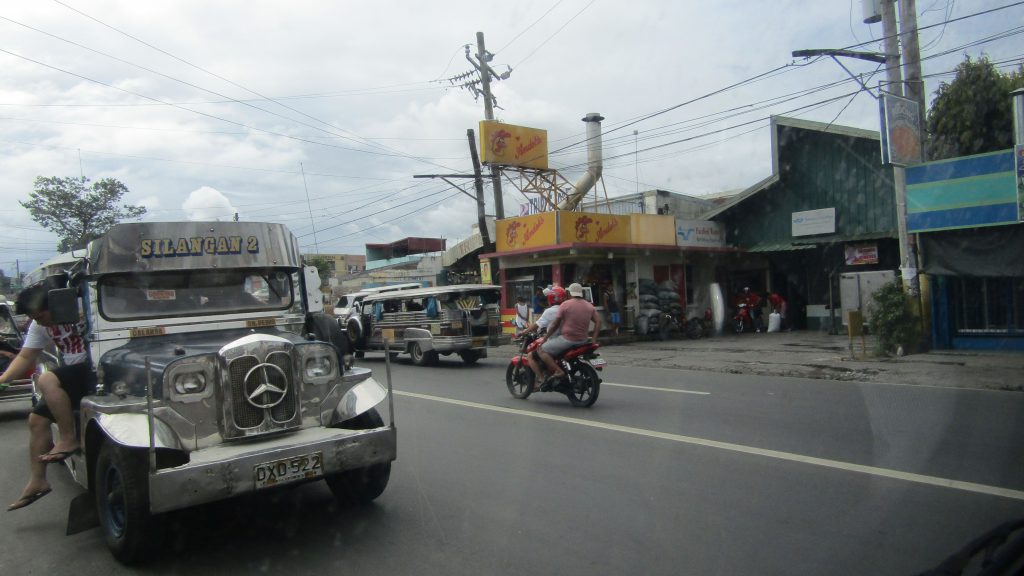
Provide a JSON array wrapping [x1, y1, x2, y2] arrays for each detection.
[[47, 0, 460, 172], [511, 0, 596, 70]]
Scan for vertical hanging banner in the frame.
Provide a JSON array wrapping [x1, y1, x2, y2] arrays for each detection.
[[880, 93, 923, 166], [1016, 144, 1024, 221], [479, 257, 493, 284]]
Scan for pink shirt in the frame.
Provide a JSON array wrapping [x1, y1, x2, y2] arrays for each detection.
[[556, 298, 594, 342]]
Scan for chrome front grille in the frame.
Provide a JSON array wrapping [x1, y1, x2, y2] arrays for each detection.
[[221, 334, 301, 436], [266, 351, 297, 423], [229, 356, 263, 428]]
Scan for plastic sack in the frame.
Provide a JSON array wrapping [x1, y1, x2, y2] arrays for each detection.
[[636, 315, 649, 334], [767, 312, 781, 333]]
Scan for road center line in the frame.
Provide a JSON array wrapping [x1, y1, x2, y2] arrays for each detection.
[[602, 382, 710, 395], [394, 390, 1024, 502]]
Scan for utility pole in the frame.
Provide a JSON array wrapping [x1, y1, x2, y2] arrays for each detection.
[[471, 32, 506, 219], [879, 0, 916, 292], [467, 129, 492, 250], [880, 0, 902, 95], [898, 0, 926, 133]]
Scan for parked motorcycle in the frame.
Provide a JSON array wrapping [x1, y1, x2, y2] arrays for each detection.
[[505, 331, 603, 407], [656, 311, 704, 341], [733, 303, 762, 333]]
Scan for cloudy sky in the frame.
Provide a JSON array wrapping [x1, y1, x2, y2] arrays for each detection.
[[1, 0, 1021, 275]]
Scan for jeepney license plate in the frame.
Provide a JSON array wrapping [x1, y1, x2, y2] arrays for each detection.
[[254, 452, 323, 489], [589, 357, 607, 368]]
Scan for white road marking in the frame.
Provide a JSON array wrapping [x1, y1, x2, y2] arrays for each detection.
[[394, 390, 1024, 502], [602, 382, 710, 395]]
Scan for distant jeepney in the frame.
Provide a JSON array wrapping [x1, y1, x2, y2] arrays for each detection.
[[345, 284, 506, 365], [43, 221, 396, 564]]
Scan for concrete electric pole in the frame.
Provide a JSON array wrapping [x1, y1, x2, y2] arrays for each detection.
[[466, 32, 508, 219]]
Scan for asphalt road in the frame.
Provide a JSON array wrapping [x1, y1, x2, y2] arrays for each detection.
[[1, 351, 1021, 575]]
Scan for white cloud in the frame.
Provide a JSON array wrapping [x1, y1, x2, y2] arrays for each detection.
[[0, 0, 1016, 267], [181, 186, 237, 221]]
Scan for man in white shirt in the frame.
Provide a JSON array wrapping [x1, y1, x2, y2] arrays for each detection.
[[0, 284, 94, 511]]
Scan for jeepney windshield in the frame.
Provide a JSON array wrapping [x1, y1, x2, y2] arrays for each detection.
[[99, 268, 296, 320]]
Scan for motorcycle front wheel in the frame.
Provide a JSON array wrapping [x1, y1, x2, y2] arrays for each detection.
[[505, 361, 534, 399], [734, 318, 746, 334], [566, 361, 600, 408]]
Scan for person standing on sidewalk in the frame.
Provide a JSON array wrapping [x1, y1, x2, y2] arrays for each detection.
[[602, 285, 621, 336], [514, 296, 530, 337], [768, 292, 788, 331]]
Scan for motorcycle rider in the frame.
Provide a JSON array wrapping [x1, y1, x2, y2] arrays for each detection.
[[524, 285, 566, 384], [536, 283, 601, 388], [735, 286, 764, 332]]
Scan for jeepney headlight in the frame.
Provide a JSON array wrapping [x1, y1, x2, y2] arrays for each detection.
[[304, 355, 334, 378], [173, 371, 207, 394], [165, 356, 216, 403]]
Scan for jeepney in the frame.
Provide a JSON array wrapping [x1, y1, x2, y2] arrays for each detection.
[[344, 284, 505, 365], [0, 297, 50, 404], [45, 222, 396, 564]]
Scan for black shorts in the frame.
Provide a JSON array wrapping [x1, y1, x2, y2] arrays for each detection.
[[31, 363, 97, 421]]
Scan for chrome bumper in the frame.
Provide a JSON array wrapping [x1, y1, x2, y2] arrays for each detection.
[[148, 425, 396, 514]]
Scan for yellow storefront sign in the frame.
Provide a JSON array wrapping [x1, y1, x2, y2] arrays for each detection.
[[479, 121, 548, 170], [559, 212, 631, 244], [630, 214, 676, 245], [497, 213, 557, 251]]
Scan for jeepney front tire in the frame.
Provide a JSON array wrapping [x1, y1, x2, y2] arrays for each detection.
[[459, 350, 480, 365], [327, 409, 391, 505], [95, 442, 161, 564]]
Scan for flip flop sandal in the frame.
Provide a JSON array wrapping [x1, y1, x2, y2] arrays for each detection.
[[38, 449, 80, 463], [7, 488, 52, 511]]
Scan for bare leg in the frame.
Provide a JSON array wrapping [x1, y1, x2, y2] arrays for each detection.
[[539, 351, 564, 378], [10, 413, 53, 506], [35, 372, 77, 457]]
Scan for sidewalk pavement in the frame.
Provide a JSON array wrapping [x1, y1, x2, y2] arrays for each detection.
[[501, 330, 1023, 392]]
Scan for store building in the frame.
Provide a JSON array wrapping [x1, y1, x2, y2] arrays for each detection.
[[482, 207, 735, 332], [908, 148, 1024, 350], [704, 116, 899, 330]]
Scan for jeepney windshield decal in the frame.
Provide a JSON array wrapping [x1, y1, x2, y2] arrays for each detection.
[[99, 268, 295, 320]]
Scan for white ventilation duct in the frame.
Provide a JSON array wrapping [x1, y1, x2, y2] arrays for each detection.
[[557, 113, 604, 211]]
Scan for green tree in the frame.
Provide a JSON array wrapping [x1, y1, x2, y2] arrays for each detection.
[[926, 56, 1024, 160], [867, 280, 922, 356], [22, 176, 147, 252], [304, 255, 334, 285]]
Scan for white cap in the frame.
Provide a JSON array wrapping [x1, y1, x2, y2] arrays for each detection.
[[568, 283, 584, 297]]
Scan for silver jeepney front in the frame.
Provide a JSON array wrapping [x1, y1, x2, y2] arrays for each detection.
[[81, 334, 396, 514]]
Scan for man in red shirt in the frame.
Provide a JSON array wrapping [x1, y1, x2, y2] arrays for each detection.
[[537, 283, 601, 387], [768, 292, 788, 331]]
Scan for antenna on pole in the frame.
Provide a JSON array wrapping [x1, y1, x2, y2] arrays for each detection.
[[300, 163, 320, 253]]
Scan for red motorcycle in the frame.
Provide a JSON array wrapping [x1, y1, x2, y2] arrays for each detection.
[[505, 331, 604, 407], [733, 303, 762, 333]]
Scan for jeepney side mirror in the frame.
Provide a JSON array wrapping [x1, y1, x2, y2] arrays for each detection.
[[48, 288, 80, 324]]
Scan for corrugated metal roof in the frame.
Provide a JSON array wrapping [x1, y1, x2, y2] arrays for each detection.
[[746, 241, 818, 252], [792, 230, 896, 245]]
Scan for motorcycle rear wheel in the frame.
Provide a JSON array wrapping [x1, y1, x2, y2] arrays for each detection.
[[685, 319, 703, 339], [505, 361, 534, 399], [566, 362, 600, 408]]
